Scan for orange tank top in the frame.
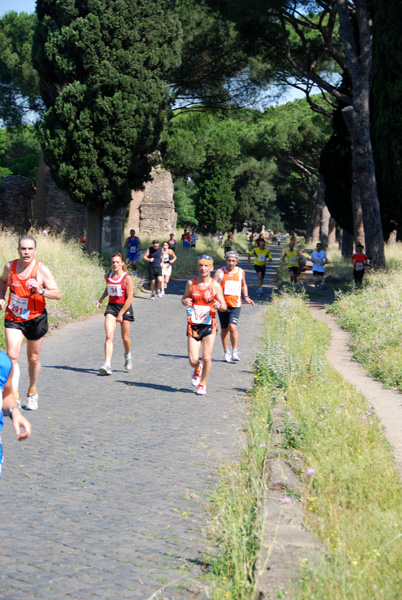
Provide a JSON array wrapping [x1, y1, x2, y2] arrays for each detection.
[[218, 266, 243, 308], [5, 260, 46, 322], [189, 277, 216, 325]]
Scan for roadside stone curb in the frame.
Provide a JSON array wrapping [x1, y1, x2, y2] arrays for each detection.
[[254, 404, 324, 600]]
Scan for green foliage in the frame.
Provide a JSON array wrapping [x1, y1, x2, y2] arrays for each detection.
[[0, 125, 40, 181], [0, 11, 42, 126], [33, 0, 182, 214], [371, 0, 402, 237], [173, 178, 198, 227]]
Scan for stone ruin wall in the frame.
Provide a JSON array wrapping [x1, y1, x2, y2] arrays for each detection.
[[127, 167, 177, 238], [1, 165, 176, 247]]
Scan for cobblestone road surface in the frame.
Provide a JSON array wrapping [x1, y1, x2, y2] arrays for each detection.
[[0, 252, 279, 600]]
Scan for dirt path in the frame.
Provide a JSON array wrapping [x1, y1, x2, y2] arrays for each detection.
[[308, 284, 402, 476]]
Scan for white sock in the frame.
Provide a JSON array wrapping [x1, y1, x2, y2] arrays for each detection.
[[125, 353, 131, 360]]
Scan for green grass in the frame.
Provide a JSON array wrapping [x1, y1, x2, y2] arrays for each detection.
[[328, 243, 402, 391], [205, 294, 402, 599]]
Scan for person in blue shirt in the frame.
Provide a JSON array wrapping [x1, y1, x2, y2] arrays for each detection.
[[125, 229, 141, 274], [0, 350, 31, 478]]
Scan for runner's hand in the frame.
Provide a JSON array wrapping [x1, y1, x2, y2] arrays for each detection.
[[0, 299, 5, 310]]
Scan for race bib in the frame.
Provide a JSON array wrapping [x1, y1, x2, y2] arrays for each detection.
[[258, 254, 266, 262], [290, 256, 297, 264], [191, 305, 212, 325], [9, 293, 30, 320], [314, 259, 323, 266], [355, 262, 364, 271], [224, 280, 241, 296], [107, 284, 123, 298]]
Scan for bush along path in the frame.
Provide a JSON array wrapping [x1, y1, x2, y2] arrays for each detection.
[[0, 254, 276, 600]]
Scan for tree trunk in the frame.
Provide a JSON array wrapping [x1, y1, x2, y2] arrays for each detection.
[[320, 204, 330, 248], [341, 229, 354, 258], [86, 205, 103, 255], [387, 229, 397, 245], [336, 0, 385, 268], [328, 218, 337, 244]]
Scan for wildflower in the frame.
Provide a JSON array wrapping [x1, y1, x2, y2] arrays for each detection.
[[305, 468, 315, 476], [281, 497, 292, 504], [301, 384, 307, 388], [287, 411, 291, 416], [340, 403, 345, 407]]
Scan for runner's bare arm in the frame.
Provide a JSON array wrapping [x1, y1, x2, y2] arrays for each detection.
[[169, 250, 177, 264], [213, 281, 227, 312], [97, 287, 109, 310], [116, 276, 134, 322], [181, 280, 193, 307], [3, 368, 31, 441], [213, 269, 222, 282], [37, 264, 62, 299], [241, 270, 255, 306], [143, 248, 151, 262], [0, 262, 11, 310]]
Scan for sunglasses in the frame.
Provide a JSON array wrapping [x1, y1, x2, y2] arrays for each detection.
[[198, 255, 212, 261]]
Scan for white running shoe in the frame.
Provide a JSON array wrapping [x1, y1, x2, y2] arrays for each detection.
[[99, 363, 112, 375], [151, 293, 155, 300], [196, 383, 207, 395], [157, 290, 162, 298], [25, 392, 38, 411], [223, 350, 232, 363], [125, 357, 132, 372], [232, 350, 240, 362], [191, 362, 203, 387]]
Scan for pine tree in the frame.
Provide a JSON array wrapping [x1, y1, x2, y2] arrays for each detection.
[[32, 0, 181, 252]]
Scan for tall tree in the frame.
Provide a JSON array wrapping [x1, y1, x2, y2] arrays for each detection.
[[206, 0, 386, 267], [32, 0, 181, 253], [0, 11, 43, 126]]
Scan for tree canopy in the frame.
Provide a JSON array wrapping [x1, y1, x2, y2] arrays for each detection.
[[32, 0, 181, 252]]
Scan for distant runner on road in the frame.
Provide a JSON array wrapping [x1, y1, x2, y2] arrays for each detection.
[[143, 240, 163, 299], [214, 251, 254, 363], [352, 243, 369, 288], [182, 255, 227, 395], [97, 253, 134, 375], [125, 229, 141, 275], [0, 350, 31, 478], [310, 242, 328, 289], [161, 241, 177, 295], [0, 236, 62, 411], [248, 238, 272, 296], [282, 241, 299, 284]]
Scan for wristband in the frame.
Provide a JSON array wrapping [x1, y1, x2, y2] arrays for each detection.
[[9, 406, 21, 419], [39, 288, 45, 296]]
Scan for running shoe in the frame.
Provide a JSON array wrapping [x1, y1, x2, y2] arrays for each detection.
[[232, 350, 240, 362], [196, 383, 207, 395], [157, 290, 162, 298], [191, 362, 203, 387], [99, 363, 112, 375], [223, 350, 232, 363], [151, 293, 155, 300], [125, 357, 132, 372], [25, 392, 38, 411]]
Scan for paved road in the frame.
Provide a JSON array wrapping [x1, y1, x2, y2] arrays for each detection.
[[0, 250, 280, 600]]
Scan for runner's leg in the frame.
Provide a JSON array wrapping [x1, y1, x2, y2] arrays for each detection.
[[229, 323, 238, 350], [26, 337, 44, 390], [5, 328, 24, 395], [105, 314, 117, 363], [220, 327, 230, 350], [120, 320, 131, 356], [200, 331, 216, 383]]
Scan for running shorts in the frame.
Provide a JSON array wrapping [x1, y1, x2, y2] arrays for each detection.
[[187, 318, 217, 340], [148, 265, 162, 280], [312, 270, 324, 277], [218, 306, 241, 329], [104, 303, 135, 322], [288, 267, 299, 275], [254, 265, 266, 276], [5, 310, 49, 341], [127, 251, 139, 261], [162, 264, 172, 277]]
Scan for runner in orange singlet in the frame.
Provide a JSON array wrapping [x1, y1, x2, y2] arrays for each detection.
[[0, 236, 62, 410], [214, 251, 254, 363], [182, 255, 227, 395]]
